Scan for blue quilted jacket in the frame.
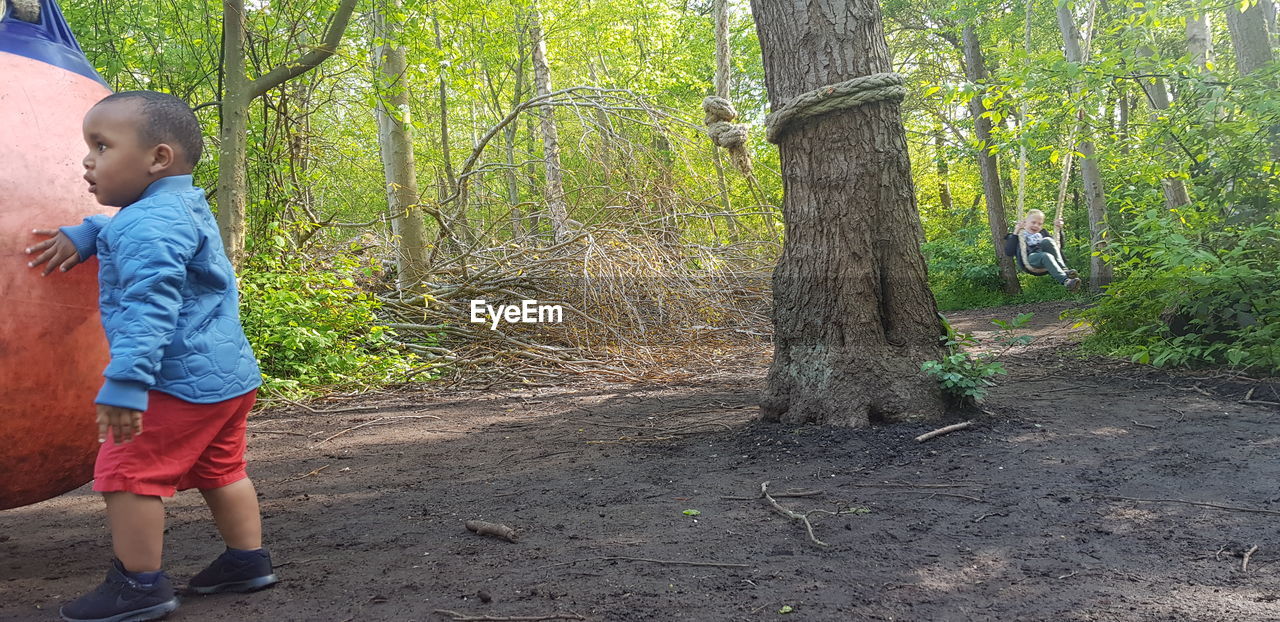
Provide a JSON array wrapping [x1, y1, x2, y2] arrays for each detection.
[[61, 175, 261, 411]]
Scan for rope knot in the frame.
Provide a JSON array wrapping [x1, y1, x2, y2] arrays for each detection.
[[701, 96, 753, 174]]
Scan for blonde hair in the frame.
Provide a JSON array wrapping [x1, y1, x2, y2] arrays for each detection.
[[1024, 209, 1045, 220]]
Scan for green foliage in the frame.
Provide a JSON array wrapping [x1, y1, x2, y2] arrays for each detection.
[[921, 313, 1032, 404], [238, 246, 419, 397], [1075, 64, 1280, 374], [1077, 208, 1280, 373], [923, 226, 1079, 311]]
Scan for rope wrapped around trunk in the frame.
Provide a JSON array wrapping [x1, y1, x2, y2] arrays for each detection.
[[765, 72, 906, 144], [702, 96, 753, 175]]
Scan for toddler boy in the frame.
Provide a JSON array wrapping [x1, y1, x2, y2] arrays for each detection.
[[25, 91, 276, 622]]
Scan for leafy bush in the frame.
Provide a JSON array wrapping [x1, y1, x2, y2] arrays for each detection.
[[1076, 207, 1280, 372], [238, 247, 418, 397], [922, 313, 1032, 404], [1076, 69, 1280, 374]]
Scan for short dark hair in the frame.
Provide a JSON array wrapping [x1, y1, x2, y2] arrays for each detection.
[[97, 91, 204, 167]]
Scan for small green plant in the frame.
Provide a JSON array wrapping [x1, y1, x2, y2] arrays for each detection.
[[239, 245, 420, 398], [921, 313, 1033, 404]]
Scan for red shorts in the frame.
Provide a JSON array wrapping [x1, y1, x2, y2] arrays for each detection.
[[93, 389, 258, 497]]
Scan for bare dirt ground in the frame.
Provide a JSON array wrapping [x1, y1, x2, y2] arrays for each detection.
[[4, 301, 1280, 621]]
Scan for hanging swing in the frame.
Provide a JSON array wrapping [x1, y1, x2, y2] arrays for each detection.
[[1003, 224, 1075, 277]]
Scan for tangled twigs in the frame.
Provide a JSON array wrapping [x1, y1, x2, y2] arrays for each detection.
[[465, 520, 519, 543], [378, 225, 773, 385], [433, 611, 585, 622], [759, 481, 865, 548]]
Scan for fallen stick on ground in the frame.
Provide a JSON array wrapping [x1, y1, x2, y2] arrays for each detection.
[[433, 610, 585, 621], [540, 556, 749, 569], [465, 520, 519, 543], [1243, 545, 1259, 572], [895, 491, 983, 503], [281, 398, 386, 415], [1131, 420, 1159, 430], [1095, 494, 1280, 516], [275, 464, 330, 485], [722, 488, 821, 500], [313, 414, 442, 446], [915, 421, 973, 443], [845, 481, 980, 489]]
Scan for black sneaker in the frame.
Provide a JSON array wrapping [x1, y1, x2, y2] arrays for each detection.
[[60, 559, 179, 622], [186, 548, 278, 595]]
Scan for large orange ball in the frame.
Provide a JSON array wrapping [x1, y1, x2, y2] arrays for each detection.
[[0, 50, 114, 510]]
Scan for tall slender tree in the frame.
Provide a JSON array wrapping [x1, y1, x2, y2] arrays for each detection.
[[217, 0, 359, 267], [529, 3, 571, 243], [961, 23, 1020, 295], [1055, 0, 1112, 290], [372, 0, 429, 289]]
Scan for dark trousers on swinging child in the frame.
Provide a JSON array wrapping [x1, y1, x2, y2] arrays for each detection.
[[1027, 238, 1070, 284]]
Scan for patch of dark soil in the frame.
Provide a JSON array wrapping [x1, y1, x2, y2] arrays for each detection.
[[3, 305, 1279, 621]]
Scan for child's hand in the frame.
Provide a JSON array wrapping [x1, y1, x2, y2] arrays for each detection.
[[97, 404, 143, 444], [1054, 218, 1064, 229], [25, 229, 83, 276]]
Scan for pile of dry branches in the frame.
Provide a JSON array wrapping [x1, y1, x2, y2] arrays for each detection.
[[377, 225, 774, 384]]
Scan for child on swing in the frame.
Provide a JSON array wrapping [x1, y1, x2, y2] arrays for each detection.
[[1013, 209, 1081, 291]]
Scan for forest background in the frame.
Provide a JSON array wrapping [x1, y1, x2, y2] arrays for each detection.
[[55, 0, 1280, 397]]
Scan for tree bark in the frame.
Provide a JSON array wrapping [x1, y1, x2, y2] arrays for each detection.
[[432, 14, 471, 246], [504, 24, 528, 240], [1186, 13, 1212, 71], [1226, 0, 1275, 76], [372, 0, 429, 289], [1056, 1, 1112, 290], [1136, 46, 1191, 209], [529, 4, 571, 243], [217, 0, 358, 268], [961, 25, 1020, 295], [751, 0, 946, 426], [934, 128, 953, 214]]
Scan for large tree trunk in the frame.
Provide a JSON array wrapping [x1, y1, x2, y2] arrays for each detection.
[[1056, 2, 1112, 290], [372, 0, 429, 289], [217, 0, 358, 268], [529, 4, 571, 243], [961, 25, 1021, 295], [751, 0, 946, 426], [1227, 0, 1275, 76]]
